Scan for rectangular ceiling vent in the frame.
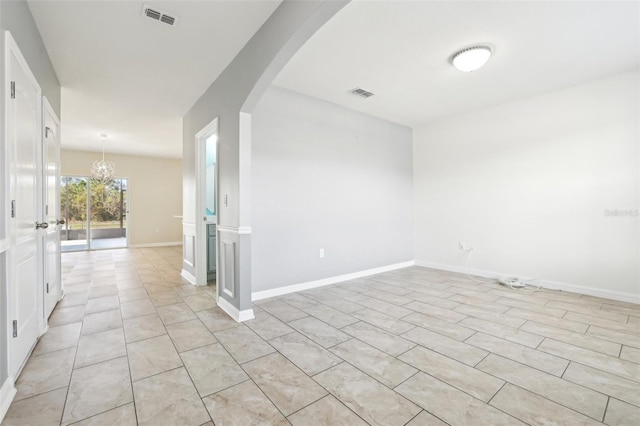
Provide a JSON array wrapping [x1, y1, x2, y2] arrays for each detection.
[[348, 87, 375, 98], [142, 5, 178, 26]]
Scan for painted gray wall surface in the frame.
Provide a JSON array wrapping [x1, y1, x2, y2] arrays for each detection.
[[0, 0, 60, 387], [251, 86, 414, 292], [413, 70, 639, 299], [182, 0, 348, 311]]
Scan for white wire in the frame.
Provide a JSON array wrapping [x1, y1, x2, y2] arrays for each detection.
[[463, 248, 544, 292], [464, 248, 496, 284]]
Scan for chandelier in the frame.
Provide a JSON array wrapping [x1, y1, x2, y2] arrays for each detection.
[[91, 134, 116, 183]]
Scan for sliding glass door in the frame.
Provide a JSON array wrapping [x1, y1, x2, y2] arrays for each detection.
[[61, 176, 128, 252]]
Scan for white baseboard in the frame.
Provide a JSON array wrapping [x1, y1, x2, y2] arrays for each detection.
[[0, 376, 16, 423], [180, 269, 196, 285], [217, 297, 255, 322], [130, 241, 182, 248], [252, 260, 415, 301], [415, 260, 640, 305]]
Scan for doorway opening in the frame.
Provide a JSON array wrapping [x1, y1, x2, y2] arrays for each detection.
[[60, 176, 129, 251]]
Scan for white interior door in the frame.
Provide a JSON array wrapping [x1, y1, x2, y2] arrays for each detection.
[[6, 31, 43, 377], [43, 98, 61, 319]]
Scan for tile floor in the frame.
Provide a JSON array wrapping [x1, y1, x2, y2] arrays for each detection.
[[2, 246, 639, 425]]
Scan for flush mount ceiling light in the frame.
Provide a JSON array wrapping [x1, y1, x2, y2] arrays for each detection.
[[451, 45, 492, 72]]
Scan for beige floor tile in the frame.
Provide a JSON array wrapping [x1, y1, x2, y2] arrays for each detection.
[[148, 290, 182, 307], [302, 303, 359, 328], [14, 347, 75, 401], [402, 311, 476, 341], [315, 362, 420, 426], [49, 305, 86, 326], [454, 304, 526, 328], [245, 310, 294, 340], [521, 320, 621, 356], [72, 403, 137, 426], [352, 308, 415, 334], [400, 346, 503, 402], [133, 367, 210, 426], [546, 300, 629, 322], [180, 343, 248, 397], [203, 380, 288, 426], [562, 362, 640, 407], [465, 332, 569, 376], [117, 287, 148, 303], [506, 307, 589, 333], [497, 297, 567, 317], [122, 313, 167, 343], [565, 312, 640, 335], [75, 328, 127, 368], [364, 289, 413, 306], [127, 334, 183, 381], [214, 324, 275, 364], [183, 294, 217, 312], [120, 298, 156, 319], [405, 410, 448, 426], [401, 326, 488, 366], [288, 316, 351, 348], [460, 317, 543, 348], [88, 285, 118, 299], [601, 303, 640, 318], [396, 372, 523, 425], [268, 331, 342, 376], [156, 302, 197, 325], [62, 357, 133, 425], [405, 300, 466, 322], [539, 338, 640, 382], [260, 300, 309, 322], [478, 354, 607, 420], [166, 318, 216, 352], [2, 387, 67, 426], [604, 398, 640, 426], [288, 395, 367, 426], [405, 293, 460, 310], [85, 295, 120, 314], [81, 309, 122, 335], [450, 294, 509, 313], [331, 338, 417, 388], [356, 297, 414, 318], [196, 307, 240, 332], [280, 293, 319, 310], [490, 383, 602, 425], [33, 322, 82, 356], [57, 291, 90, 308], [620, 345, 640, 364], [341, 321, 416, 356], [243, 353, 327, 416], [587, 325, 640, 348]]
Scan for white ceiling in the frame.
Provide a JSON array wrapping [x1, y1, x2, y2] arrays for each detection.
[[28, 0, 281, 158], [274, 1, 640, 127]]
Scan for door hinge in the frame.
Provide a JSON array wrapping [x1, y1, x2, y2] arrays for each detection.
[[46, 282, 49, 293], [10, 81, 15, 99], [12, 320, 17, 338], [45, 126, 52, 138], [11, 200, 16, 218], [46, 205, 49, 215]]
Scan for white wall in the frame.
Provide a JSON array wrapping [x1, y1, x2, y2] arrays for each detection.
[[414, 70, 639, 301], [251, 86, 414, 293], [61, 150, 183, 247]]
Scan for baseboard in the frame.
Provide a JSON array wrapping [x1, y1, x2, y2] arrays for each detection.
[[415, 260, 640, 305], [0, 376, 16, 423], [180, 269, 196, 285], [130, 241, 182, 248], [217, 297, 255, 322], [252, 260, 415, 301]]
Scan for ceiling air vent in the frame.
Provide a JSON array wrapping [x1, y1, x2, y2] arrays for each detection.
[[142, 4, 178, 26], [348, 87, 375, 98]]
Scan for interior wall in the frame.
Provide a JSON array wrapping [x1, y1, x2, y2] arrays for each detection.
[[251, 86, 413, 293], [61, 150, 183, 247], [414, 70, 639, 301], [0, 0, 60, 391]]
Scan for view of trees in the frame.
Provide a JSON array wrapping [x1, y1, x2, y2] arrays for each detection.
[[61, 177, 127, 229]]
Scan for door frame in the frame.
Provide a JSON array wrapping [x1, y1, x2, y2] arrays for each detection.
[[195, 118, 218, 288]]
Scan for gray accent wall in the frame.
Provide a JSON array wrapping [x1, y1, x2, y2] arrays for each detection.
[[251, 86, 414, 293], [0, 0, 60, 388]]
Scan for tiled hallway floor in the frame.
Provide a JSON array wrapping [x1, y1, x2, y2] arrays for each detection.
[[3, 246, 639, 425]]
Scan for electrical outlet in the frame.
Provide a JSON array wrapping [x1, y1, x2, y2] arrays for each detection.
[[458, 241, 466, 251], [319, 248, 325, 258]]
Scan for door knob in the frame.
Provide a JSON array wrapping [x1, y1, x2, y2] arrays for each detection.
[[36, 222, 49, 229], [56, 219, 65, 225]]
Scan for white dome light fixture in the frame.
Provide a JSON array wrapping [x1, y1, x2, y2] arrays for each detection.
[[451, 45, 492, 72]]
